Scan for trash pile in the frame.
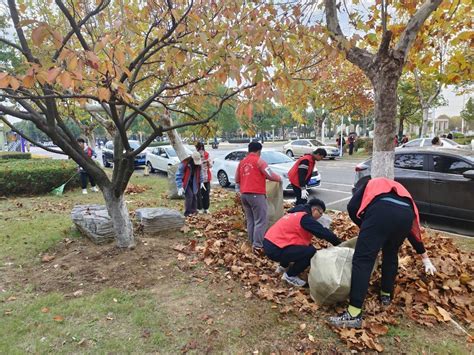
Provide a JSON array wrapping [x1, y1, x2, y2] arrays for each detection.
[[178, 191, 473, 351]]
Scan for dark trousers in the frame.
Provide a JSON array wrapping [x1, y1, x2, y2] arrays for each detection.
[[292, 185, 307, 205], [197, 182, 210, 210], [80, 171, 96, 189], [349, 143, 354, 155], [184, 185, 198, 216], [350, 200, 414, 308], [263, 239, 316, 277]]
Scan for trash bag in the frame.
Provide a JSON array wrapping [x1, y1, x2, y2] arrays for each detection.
[[266, 180, 284, 227], [167, 164, 184, 200], [318, 214, 333, 229], [308, 237, 378, 305]]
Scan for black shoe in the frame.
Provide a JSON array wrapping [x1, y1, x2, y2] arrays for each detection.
[[380, 294, 391, 306], [327, 311, 362, 328]]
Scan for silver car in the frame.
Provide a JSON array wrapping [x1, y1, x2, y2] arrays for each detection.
[[283, 139, 339, 159], [397, 138, 471, 150]]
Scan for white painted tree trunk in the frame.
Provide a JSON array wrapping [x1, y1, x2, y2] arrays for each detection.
[[103, 187, 135, 248], [162, 115, 188, 161], [420, 107, 430, 137]]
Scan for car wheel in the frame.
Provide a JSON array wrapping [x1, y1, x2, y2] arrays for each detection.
[[330, 157, 336, 160], [217, 170, 230, 187], [286, 150, 294, 157], [103, 156, 111, 167], [146, 161, 155, 173]]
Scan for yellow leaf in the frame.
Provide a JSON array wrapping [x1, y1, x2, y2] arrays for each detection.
[[436, 306, 451, 322], [68, 57, 78, 71], [98, 87, 111, 102], [115, 50, 125, 65]]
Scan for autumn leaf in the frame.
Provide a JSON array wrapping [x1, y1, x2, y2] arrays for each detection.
[[436, 306, 452, 322], [41, 307, 50, 313], [41, 254, 55, 263], [53, 315, 64, 322], [46, 68, 62, 84], [98, 87, 111, 102], [31, 24, 49, 46], [9, 77, 20, 90]]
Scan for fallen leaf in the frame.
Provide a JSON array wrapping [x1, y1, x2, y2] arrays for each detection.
[[41, 307, 50, 313], [41, 254, 55, 263], [436, 306, 452, 322], [53, 315, 64, 322], [299, 323, 307, 331], [308, 333, 315, 342]]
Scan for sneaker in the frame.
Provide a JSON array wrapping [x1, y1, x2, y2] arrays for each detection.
[[82, 189, 88, 195], [282, 272, 306, 287], [91, 186, 99, 192], [198, 209, 204, 214], [275, 265, 288, 274], [380, 294, 391, 306], [204, 209, 209, 214], [327, 311, 362, 329]]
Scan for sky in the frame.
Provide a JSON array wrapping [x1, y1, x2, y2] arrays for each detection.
[[435, 88, 471, 117]]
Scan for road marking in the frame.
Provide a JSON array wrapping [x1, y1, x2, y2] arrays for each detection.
[[325, 196, 352, 207], [313, 187, 352, 194], [322, 182, 354, 188]]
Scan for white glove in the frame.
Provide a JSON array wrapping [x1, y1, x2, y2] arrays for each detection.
[[422, 257, 437, 275], [300, 188, 309, 200], [177, 187, 185, 196], [200, 183, 206, 191]]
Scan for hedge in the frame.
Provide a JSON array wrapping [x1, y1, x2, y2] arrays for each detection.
[[0, 159, 80, 196], [0, 152, 31, 160]]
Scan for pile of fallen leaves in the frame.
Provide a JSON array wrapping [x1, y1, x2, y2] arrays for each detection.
[[176, 189, 473, 352], [125, 183, 149, 195]]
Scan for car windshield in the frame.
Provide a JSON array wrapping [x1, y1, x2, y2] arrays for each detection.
[[261, 151, 293, 164], [442, 138, 458, 146], [165, 147, 192, 157], [310, 139, 323, 146], [129, 141, 140, 149]]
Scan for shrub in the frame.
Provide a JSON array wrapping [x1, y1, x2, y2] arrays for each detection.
[[356, 138, 373, 153], [0, 159, 80, 196], [0, 152, 31, 160]]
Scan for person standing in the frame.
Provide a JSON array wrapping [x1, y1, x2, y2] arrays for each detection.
[[288, 148, 326, 205], [235, 142, 282, 254], [348, 134, 355, 155], [77, 138, 99, 194], [264, 198, 341, 287], [176, 151, 205, 217], [195, 142, 212, 214], [328, 176, 437, 328]]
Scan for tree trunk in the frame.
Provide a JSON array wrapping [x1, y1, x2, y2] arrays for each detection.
[[103, 187, 135, 248], [162, 115, 188, 161], [371, 72, 399, 179], [420, 106, 429, 137], [314, 116, 324, 141], [398, 116, 405, 138]]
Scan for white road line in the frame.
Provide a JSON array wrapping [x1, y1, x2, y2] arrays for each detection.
[[313, 187, 352, 194], [322, 182, 354, 187], [325, 196, 352, 207]]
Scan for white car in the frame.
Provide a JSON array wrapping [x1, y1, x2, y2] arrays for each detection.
[[145, 145, 193, 172], [283, 139, 340, 159], [397, 138, 471, 150], [212, 149, 321, 192]]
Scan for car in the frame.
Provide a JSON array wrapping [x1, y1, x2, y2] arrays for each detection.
[[354, 148, 474, 222], [397, 137, 471, 150], [212, 149, 321, 191], [102, 140, 147, 167], [146, 145, 193, 172], [283, 139, 339, 159]]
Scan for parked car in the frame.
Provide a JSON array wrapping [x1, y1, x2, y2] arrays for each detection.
[[397, 137, 471, 150], [102, 140, 147, 167], [146, 145, 193, 172], [283, 139, 339, 159], [212, 149, 321, 191], [354, 148, 474, 222]]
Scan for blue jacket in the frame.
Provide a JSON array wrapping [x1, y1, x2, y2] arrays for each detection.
[[175, 160, 204, 193]]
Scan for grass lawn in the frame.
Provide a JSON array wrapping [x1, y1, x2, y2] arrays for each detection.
[[0, 172, 472, 353]]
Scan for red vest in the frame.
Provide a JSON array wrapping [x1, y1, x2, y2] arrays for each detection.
[[182, 160, 202, 191], [265, 212, 313, 248], [288, 154, 315, 187], [357, 178, 422, 242], [237, 153, 266, 194], [203, 151, 212, 182]]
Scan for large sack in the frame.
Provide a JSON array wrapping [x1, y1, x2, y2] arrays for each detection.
[[167, 163, 183, 200], [136, 207, 184, 234], [71, 204, 116, 244], [266, 180, 284, 227]]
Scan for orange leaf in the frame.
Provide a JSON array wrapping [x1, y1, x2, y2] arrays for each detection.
[[46, 68, 62, 84], [23, 75, 35, 88], [58, 72, 72, 88], [9, 77, 20, 90], [97, 87, 111, 102], [53, 315, 64, 322], [0, 75, 9, 89], [31, 24, 49, 46], [436, 306, 452, 322], [41, 307, 50, 313]]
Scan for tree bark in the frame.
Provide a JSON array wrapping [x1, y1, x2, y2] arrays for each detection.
[[420, 106, 430, 137], [398, 115, 405, 138], [162, 113, 188, 161], [103, 186, 135, 248]]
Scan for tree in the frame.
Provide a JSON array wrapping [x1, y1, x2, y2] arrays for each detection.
[[324, 0, 446, 178], [461, 97, 474, 124], [397, 78, 422, 138], [0, 0, 276, 248]]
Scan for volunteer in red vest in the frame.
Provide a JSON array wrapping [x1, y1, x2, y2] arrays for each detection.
[[195, 142, 212, 214], [77, 138, 99, 194], [264, 198, 341, 287], [235, 142, 282, 254], [288, 148, 326, 205], [176, 151, 205, 217], [328, 176, 437, 328]]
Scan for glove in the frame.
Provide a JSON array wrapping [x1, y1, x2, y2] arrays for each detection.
[[177, 187, 185, 196], [200, 183, 206, 191], [300, 188, 309, 200], [422, 257, 437, 275]]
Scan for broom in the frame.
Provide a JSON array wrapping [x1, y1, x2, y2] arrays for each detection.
[[50, 172, 78, 196]]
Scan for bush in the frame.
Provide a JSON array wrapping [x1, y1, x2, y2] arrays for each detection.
[[0, 159, 80, 196], [0, 152, 31, 160], [356, 138, 373, 153]]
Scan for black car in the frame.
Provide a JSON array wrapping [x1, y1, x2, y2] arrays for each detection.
[[102, 140, 147, 168], [355, 148, 474, 223]]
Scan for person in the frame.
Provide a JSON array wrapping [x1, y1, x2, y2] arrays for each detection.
[[77, 138, 99, 194], [264, 198, 341, 287], [195, 142, 212, 214], [176, 151, 205, 217], [401, 135, 409, 144], [431, 136, 442, 146], [336, 135, 346, 156], [447, 132, 453, 140], [394, 135, 399, 147], [348, 134, 355, 155], [288, 148, 327, 205], [328, 176, 437, 328], [235, 142, 282, 254]]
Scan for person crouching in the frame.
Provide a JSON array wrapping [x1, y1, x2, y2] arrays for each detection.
[[175, 151, 205, 217], [263, 198, 342, 287]]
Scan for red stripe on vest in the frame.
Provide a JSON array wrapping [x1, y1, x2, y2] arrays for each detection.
[[288, 154, 315, 188], [265, 212, 313, 248]]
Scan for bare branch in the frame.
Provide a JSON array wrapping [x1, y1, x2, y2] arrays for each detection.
[[55, 0, 91, 51], [7, 0, 39, 63], [0, 37, 27, 56]]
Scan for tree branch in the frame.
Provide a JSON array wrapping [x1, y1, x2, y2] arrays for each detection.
[[7, 0, 39, 63], [55, 0, 91, 51]]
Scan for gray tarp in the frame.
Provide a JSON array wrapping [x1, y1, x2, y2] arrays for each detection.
[[167, 163, 183, 200], [265, 180, 284, 227]]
